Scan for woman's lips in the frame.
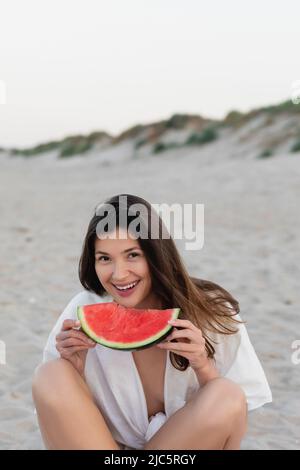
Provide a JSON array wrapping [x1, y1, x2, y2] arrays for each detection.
[[112, 280, 141, 297]]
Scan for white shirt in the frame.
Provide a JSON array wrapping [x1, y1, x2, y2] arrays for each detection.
[[42, 290, 272, 449]]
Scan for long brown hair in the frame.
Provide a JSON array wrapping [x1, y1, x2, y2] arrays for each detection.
[[79, 193, 243, 371]]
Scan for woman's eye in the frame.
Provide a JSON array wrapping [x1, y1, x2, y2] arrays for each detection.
[[96, 252, 140, 262], [97, 256, 109, 262]]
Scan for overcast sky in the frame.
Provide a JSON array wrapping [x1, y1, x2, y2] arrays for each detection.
[[0, 0, 299, 147]]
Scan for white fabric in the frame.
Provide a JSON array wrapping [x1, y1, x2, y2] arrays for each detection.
[[41, 290, 272, 449]]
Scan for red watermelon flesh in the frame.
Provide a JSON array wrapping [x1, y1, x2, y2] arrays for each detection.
[[77, 302, 181, 351]]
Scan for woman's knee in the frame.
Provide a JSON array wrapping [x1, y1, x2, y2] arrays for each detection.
[[193, 377, 248, 428], [212, 378, 247, 413], [32, 358, 90, 408]]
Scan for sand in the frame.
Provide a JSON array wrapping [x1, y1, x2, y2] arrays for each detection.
[[0, 144, 299, 449]]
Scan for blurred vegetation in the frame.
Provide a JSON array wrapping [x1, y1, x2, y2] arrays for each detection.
[[152, 142, 180, 154], [133, 114, 212, 150], [9, 131, 110, 158], [5, 98, 300, 159], [257, 149, 274, 159], [152, 142, 181, 153], [10, 141, 61, 157], [165, 114, 191, 130], [153, 142, 166, 154], [113, 124, 144, 144], [224, 100, 300, 129], [261, 100, 300, 115], [223, 110, 244, 126], [290, 138, 300, 153], [59, 136, 92, 158], [134, 138, 148, 150], [185, 127, 218, 145], [151, 126, 218, 154]]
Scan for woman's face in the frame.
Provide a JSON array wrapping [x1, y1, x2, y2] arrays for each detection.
[[94, 227, 160, 309]]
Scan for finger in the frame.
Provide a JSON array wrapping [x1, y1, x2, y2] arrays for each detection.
[[59, 345, 90, 358], [165, 328, 197, 343], [62, 319, 80, 331], [56, 329, 93, 343], [168, 319, 199, 331], [58, 338, 96, 349], [157, 342, 197, 352]]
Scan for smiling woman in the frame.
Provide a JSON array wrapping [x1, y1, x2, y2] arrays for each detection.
[[93, 228, 160, 307], [32, 193, 272, 450]]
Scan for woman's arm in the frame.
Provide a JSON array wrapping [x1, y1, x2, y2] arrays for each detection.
[[193, 357, 220, 386]]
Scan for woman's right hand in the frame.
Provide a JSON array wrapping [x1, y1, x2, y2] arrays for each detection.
[[55, 319, 96, 377]]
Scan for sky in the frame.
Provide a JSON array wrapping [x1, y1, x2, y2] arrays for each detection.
[[0, 0, 299, 147]]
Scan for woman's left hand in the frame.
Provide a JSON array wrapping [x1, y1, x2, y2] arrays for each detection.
[[157, 318, 209, 371]]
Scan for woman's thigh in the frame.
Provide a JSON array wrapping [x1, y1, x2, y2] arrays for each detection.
[[32, 358, 121, 450]]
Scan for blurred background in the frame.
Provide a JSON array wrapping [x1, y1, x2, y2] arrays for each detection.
[[0, 0, 299, 449]]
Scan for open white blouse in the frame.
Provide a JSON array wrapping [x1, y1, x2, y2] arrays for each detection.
[[41, 290, 272, 449]]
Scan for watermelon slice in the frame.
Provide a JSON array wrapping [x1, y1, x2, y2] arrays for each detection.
[[77, 302, 181, 351]]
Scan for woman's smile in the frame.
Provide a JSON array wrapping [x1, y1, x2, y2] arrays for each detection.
[[112, 279, 141, 297]]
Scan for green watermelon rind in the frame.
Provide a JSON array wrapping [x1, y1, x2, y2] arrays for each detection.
[[77, 305, 181, 351]]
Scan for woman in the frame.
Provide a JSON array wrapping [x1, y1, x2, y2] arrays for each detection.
[[32, 193, 272, 450]]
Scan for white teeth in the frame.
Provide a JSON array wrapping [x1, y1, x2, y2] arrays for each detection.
[[114, 281, 139, 291]]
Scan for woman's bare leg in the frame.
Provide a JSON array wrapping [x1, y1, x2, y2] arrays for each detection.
[[32, 358, 121, 450], [144, 377, 248, 450]]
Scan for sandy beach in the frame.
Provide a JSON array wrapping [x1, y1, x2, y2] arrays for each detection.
[[0, 144, 299, 449]]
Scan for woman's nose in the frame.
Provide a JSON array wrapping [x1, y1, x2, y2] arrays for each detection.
[[111, 263, 130, 281]]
